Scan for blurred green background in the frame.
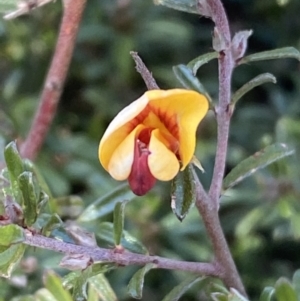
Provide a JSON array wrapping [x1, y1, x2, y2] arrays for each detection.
[[0, 0, 300, 300]]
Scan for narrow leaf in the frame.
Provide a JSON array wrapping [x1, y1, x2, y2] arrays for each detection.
[[62, 263, 116, 291], [275, 278, 297, 301], [0, 244, 26, 278], [171, 164, 196, 222], [113, 201, 126, 246], [154, 0, 198, 14], [72, 266, 92, 301], [4, 141, 23, 181], [18, 171, 38, 226], [223, 143, 294, 191], [187, 52, 219, 75], [97, 222, 148, 254], [128, 263, 156, 299], [35, 288, 57, 301], [238, 47, 300, 65], [4, 141, 24, 201], [89, 274, 118, 301], [78, 184, 136, 222], [44, 271, 73, 301], [232, 73, 277, 106], [292, 270, 300, 298], [0, 224, 24, 246], [173, 64, 209, 96], [87, 284, 99, 301], [161, 275, 208, 301], [211, 293, 228, 301], [259, 287, 275, 301], [228, 288, 249, 301]]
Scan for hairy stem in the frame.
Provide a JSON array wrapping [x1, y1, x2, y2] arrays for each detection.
[[20, 0, 87, 160], [24, 232, 221, 276], [130, 51, 159, 90], [195, 0, 246, 296]]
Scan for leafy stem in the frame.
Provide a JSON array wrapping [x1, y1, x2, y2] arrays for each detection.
[[24, 231, 221, 276], [194, 0, 246, 296]]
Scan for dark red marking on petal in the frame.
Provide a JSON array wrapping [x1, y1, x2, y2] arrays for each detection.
[[148, 104, 179, 140], [128, 138, 156, 196]]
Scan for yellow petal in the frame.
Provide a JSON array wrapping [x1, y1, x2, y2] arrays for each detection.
[[99, 93, 149, 170], [148, 129, 180, 181], [147, 89, 208, 169], [108, 125, 145, 180]]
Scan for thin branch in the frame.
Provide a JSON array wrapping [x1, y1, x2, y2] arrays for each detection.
[[194, 176, 246, 295], [207, 0, 234, 208], [20, 0, 87, 160], [130, 51, 160, 90], [24, 232, 221, 276], [194, 0, 246, 296]]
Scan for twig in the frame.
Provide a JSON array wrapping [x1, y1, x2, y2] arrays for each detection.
[[130, 51, 160, 90], [194, 0, 246, 296], [206, 0, 234, 207], [20, 0, 87, 160], [24, 232, 221, 276], [194, 175, 246, 295]]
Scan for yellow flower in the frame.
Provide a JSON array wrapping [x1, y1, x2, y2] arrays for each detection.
[[99, 89, 208, 196]]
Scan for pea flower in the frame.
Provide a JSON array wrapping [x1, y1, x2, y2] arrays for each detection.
[[98, 89, 208, 196]]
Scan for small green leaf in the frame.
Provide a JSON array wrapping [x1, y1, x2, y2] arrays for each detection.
[[161, 275, 208, 301], [232, 73, 277, 106], [113, 201, 126, 246], [18, 171, 38, 226], [35, 288, 57, 301], [228, 288, 249, 301], [223, 143, 294, 191], [171, 164, 196, 222], [128, 264, 156, 299], [4, 141, 24, 202], [173, 64, 209, 96], [259, 287, 275, 301], [0, 244, 26, 278], [87, 284, 99, 301], [89, 274, 118, 301], [275, 278, 297, 301], [187, 52, 219, 75], [97, 222, 148, 254], [78, 184, 136, 222], [62, 263, 116, 300], [0, 224, 24, 246], [23, 159, 52, 198], [238, 47, 300, 65], [211, 292, 228, 301], [292, 270, 300, 297], [4, 142, 24, 181], [154, 0, 198, 14], [44, 271, 73, 301], [72, 266, 92, 301]]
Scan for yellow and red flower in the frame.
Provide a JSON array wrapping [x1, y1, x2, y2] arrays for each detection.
[[98, 89, 208, 196]]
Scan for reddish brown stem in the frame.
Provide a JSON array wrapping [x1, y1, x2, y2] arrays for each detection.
[[24, 232, 221, 276], [20, 0, 87, 160]]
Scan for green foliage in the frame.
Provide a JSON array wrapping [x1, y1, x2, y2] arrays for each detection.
[[0, 0, 300, 300], [223, 143, 294, 191], [171, 164, 197, 221], [127, 263, 156, 299]]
